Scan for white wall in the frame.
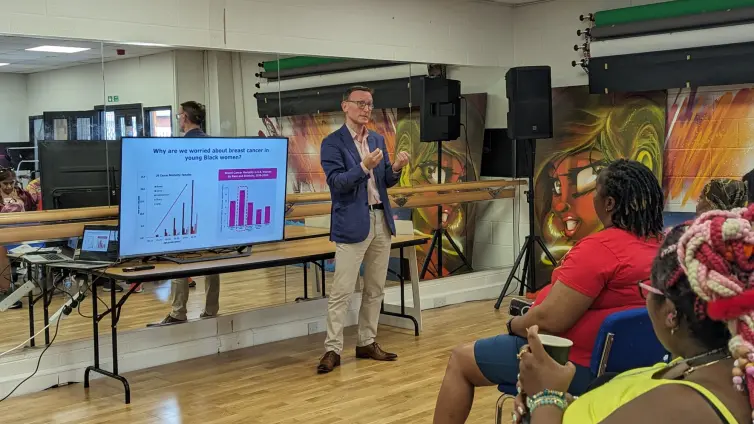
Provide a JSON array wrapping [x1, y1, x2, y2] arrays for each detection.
[[513, 0, 669, 87], [0, 74, 28, 142], [26, 52, 176, 116], [448, 65, 508, 128], [174, 49, 207, 133], [0, 0, 514, 68]]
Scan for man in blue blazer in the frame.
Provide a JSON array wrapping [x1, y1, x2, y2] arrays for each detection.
[[317, 86, 410, 373]]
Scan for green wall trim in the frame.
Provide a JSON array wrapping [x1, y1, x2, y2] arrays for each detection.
[[262, 57, 347, 73], [595, 0, 754, 27]]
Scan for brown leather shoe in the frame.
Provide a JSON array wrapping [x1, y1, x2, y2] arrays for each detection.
[[317, 351, 341, 374], [355, 342, 397, 361]]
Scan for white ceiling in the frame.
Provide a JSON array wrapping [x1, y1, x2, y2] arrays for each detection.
[[0, 36, 169, 74]]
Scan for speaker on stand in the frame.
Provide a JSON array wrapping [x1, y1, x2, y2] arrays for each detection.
[[418, 77, 473, 279], [494, 66, 558, 309]]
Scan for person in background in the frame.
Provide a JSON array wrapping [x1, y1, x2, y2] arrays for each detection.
[[317, 85, 410, 373], [25, 177, 41, 210], [0, 168, 36, 309], [696, 178, 747, 216], [432, 159, 665, 424], [148, 101, 219, 326], [742, 169, 754, 204], [512, 213, 754, 424]]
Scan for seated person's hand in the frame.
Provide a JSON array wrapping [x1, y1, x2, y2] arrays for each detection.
[[512, 381, 528, 424], [518, 326, 576, 395]]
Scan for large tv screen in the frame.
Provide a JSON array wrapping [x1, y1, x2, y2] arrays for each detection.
[[118, 137, 289, 258]]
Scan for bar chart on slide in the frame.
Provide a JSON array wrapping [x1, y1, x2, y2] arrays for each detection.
[[219, 168, 279, 239], [137, 173, 199, 241]]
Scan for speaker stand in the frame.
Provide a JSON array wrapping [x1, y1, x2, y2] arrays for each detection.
[[494, 139, 557, 309], [419, 142, 473, 279]]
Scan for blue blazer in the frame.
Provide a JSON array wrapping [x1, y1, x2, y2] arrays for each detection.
[[320, 125, 400, 243]]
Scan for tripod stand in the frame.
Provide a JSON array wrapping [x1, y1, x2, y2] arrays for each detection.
[[494, 138, 557, 309], [419, 143, 473, 279]]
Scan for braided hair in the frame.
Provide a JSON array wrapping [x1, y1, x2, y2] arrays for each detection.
[[598, 159, 664, 238], [700, 178, 748, 212], [651, 206, 754, 417]]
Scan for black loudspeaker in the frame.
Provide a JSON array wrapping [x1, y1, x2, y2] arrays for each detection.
[[420, 77, 461, 142], [506, 66, 553, 140], [480, 128, 529, 178]]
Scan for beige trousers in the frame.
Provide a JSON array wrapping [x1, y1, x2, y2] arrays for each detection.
[[169, 275, 220, 320], [325, 209, 392, 354]]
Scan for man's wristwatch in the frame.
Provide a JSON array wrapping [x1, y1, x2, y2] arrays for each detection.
[[506, 318, 515, 335]]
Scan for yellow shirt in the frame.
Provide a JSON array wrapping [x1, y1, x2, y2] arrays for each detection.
[[563, 361, 737, 423]]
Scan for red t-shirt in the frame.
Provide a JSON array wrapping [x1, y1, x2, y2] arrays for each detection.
[[532, 227, 660, 367]]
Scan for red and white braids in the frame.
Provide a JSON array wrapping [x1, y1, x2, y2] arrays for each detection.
[[677, 205, 754, 421]]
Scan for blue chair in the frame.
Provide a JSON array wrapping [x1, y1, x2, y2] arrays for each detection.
[[494, 307, 667, 423], [589, 307, 667, 377]]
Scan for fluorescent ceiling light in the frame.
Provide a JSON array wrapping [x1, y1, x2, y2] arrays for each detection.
[[26, 45, 91, 53], [0, 63, 9, 67], [120, 42, 170, 47]]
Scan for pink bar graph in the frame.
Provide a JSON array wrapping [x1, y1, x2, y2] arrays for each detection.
[[238, 189, 246, 226], [264, 206, 271, 224], [229, 201, 237, 227], [247, 203, 253, 226], [255, 209, 262, 225]]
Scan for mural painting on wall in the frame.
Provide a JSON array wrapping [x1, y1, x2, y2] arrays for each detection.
[[258, 94, 487, 279], [532, 86, 665, 289], [394, 94, 486, 278], [664, 87, 754, 210]]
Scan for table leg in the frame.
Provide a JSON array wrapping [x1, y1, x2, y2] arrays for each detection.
[[321, 260, 326, 298], [295, 263, 309, 302], [380, 247, 419, 335], [42, 268, 51, 344], [84, 276, 132, 404]]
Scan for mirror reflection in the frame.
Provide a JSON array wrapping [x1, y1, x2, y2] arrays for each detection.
[[0, 35, 508, 354]]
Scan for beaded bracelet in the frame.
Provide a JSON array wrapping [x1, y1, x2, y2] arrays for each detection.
[[526, 389, 568, 414]]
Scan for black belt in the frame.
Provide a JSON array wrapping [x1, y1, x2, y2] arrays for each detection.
[[368, 203, 384, 210]]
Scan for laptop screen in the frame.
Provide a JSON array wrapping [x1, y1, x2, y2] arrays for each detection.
[[77, 226, 119, 262]]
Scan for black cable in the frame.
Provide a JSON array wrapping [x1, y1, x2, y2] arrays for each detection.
[[0, 316, 61, 402]]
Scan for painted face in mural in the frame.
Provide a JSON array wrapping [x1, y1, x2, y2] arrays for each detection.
[[410, 145, 467, 229], [534, 89, 665, 268], [547, 150, 606, 241], [341, 90, 374, 127]]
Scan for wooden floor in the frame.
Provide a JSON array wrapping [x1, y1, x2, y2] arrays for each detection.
[[0, 265, 333, 352], [0, 300, 511, 424]]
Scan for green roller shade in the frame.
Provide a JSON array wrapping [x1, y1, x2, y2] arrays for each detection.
[[262, 57, 348, 73], [595, 0, 754, 27]]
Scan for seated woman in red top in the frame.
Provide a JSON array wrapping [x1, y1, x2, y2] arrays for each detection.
[[432, 159, 665, 424]]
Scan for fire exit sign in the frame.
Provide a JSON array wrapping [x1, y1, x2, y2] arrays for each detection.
[[107, 95, 119, 103]]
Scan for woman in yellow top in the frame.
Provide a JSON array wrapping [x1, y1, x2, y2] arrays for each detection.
[[513, 207, 754, 424]]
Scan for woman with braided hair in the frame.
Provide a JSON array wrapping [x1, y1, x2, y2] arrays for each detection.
[[697, 178, 748, 215], [433, 160, 665, 423], [512, 206, 754, 424]]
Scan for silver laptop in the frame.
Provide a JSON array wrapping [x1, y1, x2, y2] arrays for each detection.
[[24, 225, 119, 268]]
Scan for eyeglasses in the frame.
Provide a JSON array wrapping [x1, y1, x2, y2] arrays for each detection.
[[345, 100, 374, 110], [637, 279, 663, 299], [175, 113, 184, 119]]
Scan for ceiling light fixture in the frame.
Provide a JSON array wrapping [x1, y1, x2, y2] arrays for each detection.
[[0, 63, 9, 67], [26, 45, 91, 53]]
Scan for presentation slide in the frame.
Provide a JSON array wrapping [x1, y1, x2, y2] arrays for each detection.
[[82, 230, 111, 252], [118, 137, 288, 258]]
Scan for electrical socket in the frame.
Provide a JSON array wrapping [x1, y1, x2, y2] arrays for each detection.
[[50, 290, 86, 323], [307, 321, 319, 335], [0, 281, 35, 311]]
